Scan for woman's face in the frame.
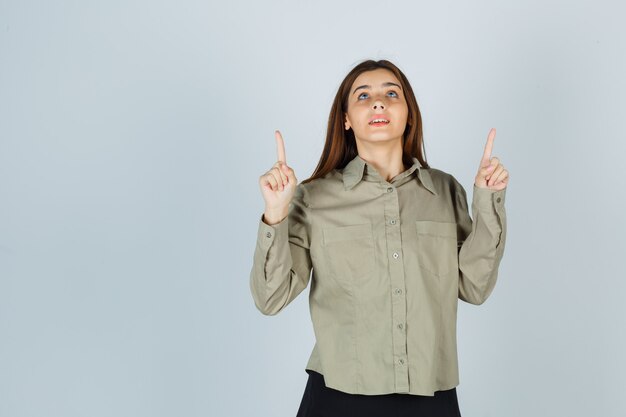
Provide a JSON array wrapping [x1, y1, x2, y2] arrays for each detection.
[[344, 68, 409, 146]]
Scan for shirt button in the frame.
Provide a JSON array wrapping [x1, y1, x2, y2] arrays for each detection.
[[394, 288, 402, 295], [496, 197, 502, 203], [390, 219, 396, 225], [393, 252, 399, 259], [397, 323, 404, 330], [387, 187, 393, 193], [398, 358, 405, 365], [266, 231, 272, 238]]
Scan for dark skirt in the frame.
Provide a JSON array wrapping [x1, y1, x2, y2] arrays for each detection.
[[296, 370, 462, 417]]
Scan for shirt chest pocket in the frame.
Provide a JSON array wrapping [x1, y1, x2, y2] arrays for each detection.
[[322, 223, 376, 288], [415, 220, 458, 277]]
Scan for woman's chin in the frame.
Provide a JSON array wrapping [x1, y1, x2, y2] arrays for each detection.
[[356, 134, 402, 144]]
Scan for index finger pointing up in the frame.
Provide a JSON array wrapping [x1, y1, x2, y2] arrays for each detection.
[[481, 128, 496, 166], [275, 130, 286, 164]]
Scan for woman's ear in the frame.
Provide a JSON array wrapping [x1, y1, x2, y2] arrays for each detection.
[[344, 113, 351, 130]]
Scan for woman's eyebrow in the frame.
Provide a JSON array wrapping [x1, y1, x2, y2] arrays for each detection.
[[352, 82, 402, 95]]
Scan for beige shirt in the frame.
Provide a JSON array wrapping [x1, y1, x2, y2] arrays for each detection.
[[250, 153, 507, 396]]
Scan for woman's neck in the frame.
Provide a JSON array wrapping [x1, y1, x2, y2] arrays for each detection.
[[356, 142, 406, 182]]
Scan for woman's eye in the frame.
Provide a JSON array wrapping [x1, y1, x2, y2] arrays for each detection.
[[358, 91, 399, 100]]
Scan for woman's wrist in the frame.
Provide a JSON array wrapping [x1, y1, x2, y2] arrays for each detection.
[[263, 207, 288, 225]]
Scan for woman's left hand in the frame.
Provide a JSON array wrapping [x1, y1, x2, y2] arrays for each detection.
[[474, 128, 509, 190]]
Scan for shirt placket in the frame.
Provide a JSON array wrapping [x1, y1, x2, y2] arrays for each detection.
[[383, 182, 410, 392]]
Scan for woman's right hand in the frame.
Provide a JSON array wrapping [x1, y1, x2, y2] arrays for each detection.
[[258, 130, 298, 224]]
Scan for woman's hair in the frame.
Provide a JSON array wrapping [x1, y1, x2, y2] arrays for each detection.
[[301, 59, 429, 185]]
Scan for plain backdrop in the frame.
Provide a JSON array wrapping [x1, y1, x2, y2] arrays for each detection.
[[1, 0, 625, 416]]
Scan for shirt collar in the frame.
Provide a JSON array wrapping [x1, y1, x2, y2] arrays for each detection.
[[342, 153, 437, 195]]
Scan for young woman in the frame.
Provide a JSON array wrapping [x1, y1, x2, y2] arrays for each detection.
[[251, 59, 509, 417]]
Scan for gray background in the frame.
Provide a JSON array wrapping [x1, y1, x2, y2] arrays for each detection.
[[1, 0, 625, 416]]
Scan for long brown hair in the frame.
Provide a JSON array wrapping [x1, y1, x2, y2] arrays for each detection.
[[301, 59, 429, 185]]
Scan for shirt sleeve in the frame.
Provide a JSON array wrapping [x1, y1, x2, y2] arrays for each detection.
[[249, 183, 313, 315], [453, 179, 507, 305]]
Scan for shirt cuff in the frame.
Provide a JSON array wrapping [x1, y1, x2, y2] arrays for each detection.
[[472, 185, 506, 212], [257, 213, 289, 250]]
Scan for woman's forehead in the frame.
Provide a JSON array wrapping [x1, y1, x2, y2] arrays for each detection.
[[353, 68, 400, 87], [352, 69, 401, 89]]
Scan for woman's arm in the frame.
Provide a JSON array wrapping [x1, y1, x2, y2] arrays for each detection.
[[453, 180, 507, 305], [249, 183, 313, 315]]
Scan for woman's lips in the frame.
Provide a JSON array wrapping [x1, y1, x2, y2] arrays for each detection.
[[369, 115, 390, 126]]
